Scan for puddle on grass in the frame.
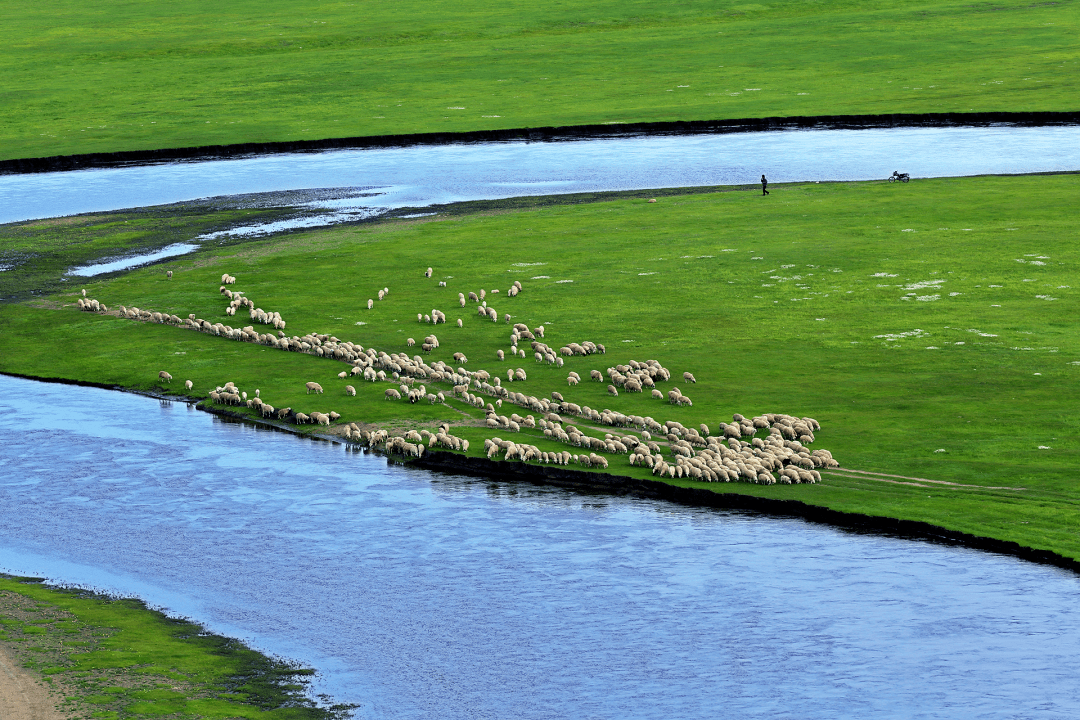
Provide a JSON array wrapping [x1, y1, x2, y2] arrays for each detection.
[[67, 243, 199, 276]]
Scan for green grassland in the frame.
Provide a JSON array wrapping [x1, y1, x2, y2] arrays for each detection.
[[3, 0, 1078, 162], [1, 174, 1078, 560], [0, 575, 350, 719]]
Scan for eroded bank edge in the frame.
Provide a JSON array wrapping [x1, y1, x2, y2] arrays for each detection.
[[3, 111, 1079, 175], [4, 369, 1076, 575]]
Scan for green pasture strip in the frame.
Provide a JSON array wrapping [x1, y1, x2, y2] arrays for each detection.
[[0, 575, 350, 719], [0, 204, 296, 302], [2, 0, 1077, 161], [1, 174, 1079, 560]]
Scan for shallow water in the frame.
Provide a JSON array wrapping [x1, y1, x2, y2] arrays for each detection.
[[68, 242, 199, 276], [1, 373, 1078, 719], [1, 126, 1079, 226]]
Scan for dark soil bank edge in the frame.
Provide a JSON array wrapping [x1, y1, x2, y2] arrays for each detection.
[[4, 111, 1079, 175], [7, 369, 1077, 575], [413, 453, 1080, 575]]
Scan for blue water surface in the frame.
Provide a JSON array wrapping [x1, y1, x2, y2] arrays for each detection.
[[1, 373, 1078, 719]]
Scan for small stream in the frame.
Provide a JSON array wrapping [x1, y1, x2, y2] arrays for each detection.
[[1, 374, 1078, 719]]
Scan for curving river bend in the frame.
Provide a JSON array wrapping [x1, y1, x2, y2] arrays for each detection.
[[1, 374, 1079, 719]]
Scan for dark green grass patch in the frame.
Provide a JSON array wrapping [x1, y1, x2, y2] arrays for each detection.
[[0, 204, 297, 303], [2, 174, 1080, 561], [1, 0, 1077, 161], [0, 575, 353, 720]]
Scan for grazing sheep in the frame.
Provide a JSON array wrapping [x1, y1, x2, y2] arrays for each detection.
[[683, 372, 697, 383], [425, 267, 433, 278], [345, 385, 356, 396], [184, 379, 193, 391], [590, 369, 603, 382], [651, 389, 663, 399], [607, 385, 618, 397], [166, 270, 173, 278], [407, 338, 416, 346], [306, 381, 324, 394], [568, 376, 579, 386], [338, 371, 348, 379], [158, 371, 173, 383], [497, 349, 505, 361], [367, 299, 374, 310], [384, 388, 401, 400], [457, 318, 463, 328]]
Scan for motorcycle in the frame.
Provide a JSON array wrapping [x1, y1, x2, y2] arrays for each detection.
[[888, 171, 910, 183]]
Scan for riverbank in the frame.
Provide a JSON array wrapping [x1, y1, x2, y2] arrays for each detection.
[[4, 111, 1080, 175], [9, 368, 1071, 576], [0, 574, 354, 720]]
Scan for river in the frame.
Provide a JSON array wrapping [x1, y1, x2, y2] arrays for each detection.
[[2, 125, 1079, 227], [1, 373, 1078, 719]]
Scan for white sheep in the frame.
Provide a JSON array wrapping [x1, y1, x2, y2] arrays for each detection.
[[367, 299, 374, 310], [166, 270, 173, 278], [425, 267, 433, 278], [158, 371, 173, 383], [345, 385, 356, 396], [184, 379, 193, 391], [683, 371, 697, 383], [384, 388, 401, 400], [457, 319, 463, 328], [306, 382, 324, 394]]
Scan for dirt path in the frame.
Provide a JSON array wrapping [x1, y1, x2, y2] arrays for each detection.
[[826, 467, 1024, 491], [0, 644, 65, 720]]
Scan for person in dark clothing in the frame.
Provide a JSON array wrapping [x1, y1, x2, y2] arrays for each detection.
[[761, 174, 769, 195]]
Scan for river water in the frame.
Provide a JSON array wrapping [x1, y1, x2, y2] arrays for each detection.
[[2, 125, 1080, 226], [1, 373, 1078, 718]]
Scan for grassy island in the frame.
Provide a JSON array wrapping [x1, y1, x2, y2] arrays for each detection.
[[0, 575, 350, 719], [2, 173, 1079, 562], [2, 0, 1077, 161]]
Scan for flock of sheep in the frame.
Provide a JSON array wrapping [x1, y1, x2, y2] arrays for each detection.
[[79, 264, 839, 487]]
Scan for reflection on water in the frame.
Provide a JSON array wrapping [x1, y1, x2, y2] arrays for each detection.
[[0, 373, 1078, 719]]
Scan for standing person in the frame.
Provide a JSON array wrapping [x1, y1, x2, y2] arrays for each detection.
[[761, 174, 770, 195]]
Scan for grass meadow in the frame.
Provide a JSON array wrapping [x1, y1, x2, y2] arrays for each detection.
[[1, 174, 1078, 559], [2, 0, 1077, 161]]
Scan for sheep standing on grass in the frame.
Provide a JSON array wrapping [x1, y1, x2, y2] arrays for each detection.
[[345, 385, 356, 396], [425, 267, 433, 278], [368, 299, 374, 310], [166, 271, 173, 278], [306, 382, 324, 394], [158, 371, 173, 383]]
